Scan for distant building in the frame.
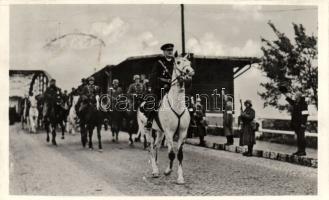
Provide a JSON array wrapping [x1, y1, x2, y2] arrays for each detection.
[[83, 54, 260, 112], [9, 70, 51, 123]]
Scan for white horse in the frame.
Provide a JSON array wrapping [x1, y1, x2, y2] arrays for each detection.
[[139, 53, 195, 184], [28, 94, 39, 133], [66, 95, 80, 135]]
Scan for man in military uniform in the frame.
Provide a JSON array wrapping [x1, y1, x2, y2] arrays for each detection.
[[108, 79, 123, 109], [43, 79, 62, 118], [82, 76, 100, 109], [281, 90, 309, 156], [77, 78, 87, 95], [109, 79, 123, 99], [194, 97, 207, 146], [145, 43, 175, 129], [127, 74, 145, 110]]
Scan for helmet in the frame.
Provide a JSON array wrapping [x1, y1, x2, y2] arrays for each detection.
[[244, 99, 252, 106], [88, 77, 95, 81], [112, 79, 119, 84], [133, 74, 140, 80]]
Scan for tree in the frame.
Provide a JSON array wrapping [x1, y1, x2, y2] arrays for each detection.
[[259, 21, 318, 111]]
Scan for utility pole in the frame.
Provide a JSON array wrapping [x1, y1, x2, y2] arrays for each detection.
[[181, 4, 185, 55]]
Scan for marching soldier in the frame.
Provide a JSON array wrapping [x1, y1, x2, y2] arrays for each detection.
[[145, 43, 175, 129]]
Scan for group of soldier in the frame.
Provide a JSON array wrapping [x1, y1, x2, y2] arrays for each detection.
[[22, 42, 309, 156]]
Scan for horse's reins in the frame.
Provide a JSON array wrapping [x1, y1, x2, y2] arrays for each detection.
[[158, 60, 190, 87]]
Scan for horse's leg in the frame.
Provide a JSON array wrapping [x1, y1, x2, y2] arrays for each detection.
[[116, 130, 119, 142], [46, 121, 50, 142], [129, 131, 134, 146], [143, 134, 148, 150], [134, 130, 141, 142], [148, 131, 159, 178], [176, 130, 188, 184], [88, 125, 94, 150], [61, 121, 65, 139], [80, 122, 87, 148], [52, 124, 57, 146], [97, 123, 103, 152], [151, 130, 165, 177], [164, 135, 175, 176]]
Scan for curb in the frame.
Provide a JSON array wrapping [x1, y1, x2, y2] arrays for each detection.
[[186, 140, 317, 168]]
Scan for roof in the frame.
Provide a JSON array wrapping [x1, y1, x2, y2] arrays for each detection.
[[9, 69, 52, 79], [86, 54, 261, 81], [123, 54, 260, 63]]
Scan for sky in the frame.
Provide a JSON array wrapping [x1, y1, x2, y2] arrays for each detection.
[[10, 4, 318, 118]]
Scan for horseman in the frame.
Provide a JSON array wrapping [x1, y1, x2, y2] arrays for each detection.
[[81, 76, 100, 110], [145, 43, 175, 129], [109, 79, 123, 101], [127, 74, 145, 110], [77, 78, 87, 95], [43, 79, 62, 119]]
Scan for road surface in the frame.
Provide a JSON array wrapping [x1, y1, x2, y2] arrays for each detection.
[[9, 124, 317, 196]]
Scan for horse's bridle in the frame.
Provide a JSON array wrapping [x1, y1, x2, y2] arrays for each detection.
[[170, 60, 193, 86]]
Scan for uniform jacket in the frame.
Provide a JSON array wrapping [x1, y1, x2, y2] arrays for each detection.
[[223, 102, 233, 136], [194, 103, 206, 125], [44, 85, 61, 105], [110, 86, 123, 99], [239, 107, 256, 146], [81, 84, 100, 104], [286, 97, 308, 129], [150, 56, 174, 91], [127, 82, 144, 96]]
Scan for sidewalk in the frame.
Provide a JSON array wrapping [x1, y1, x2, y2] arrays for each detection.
[[186, 135, 317, 168]]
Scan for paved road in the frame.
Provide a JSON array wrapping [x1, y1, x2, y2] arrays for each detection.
[[9, 124, 317, 196]]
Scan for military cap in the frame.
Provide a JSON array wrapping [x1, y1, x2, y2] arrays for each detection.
[[112, 79, 119, 84], [133, 74, 140, 80], [88, 76, 95, 81], [244, 99, 252, 106], [160, 43, 174, 51]]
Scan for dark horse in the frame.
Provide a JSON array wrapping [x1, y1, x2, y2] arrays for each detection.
[[76, 96, 104, 151], [43, 94, 67, 146], [109, 97, 140, 146]]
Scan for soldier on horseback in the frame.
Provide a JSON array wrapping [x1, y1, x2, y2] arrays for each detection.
[[145, 43, 175, 129], [43, 79, 62, 119], [79, 76, 100, 110], [108, 79, 123, 106], [127, 74, 145, 111]]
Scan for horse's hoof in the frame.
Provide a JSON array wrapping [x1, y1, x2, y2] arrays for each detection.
[[164, 169, 172, 176], [112, 139, 115, 142], [46, 137, 50, 142], [52, 140, 57, 146], [176, 179, 185, 185], [89, 147, 93, 151], [98, 149, 103, 152], [61, 136, 65, 140], [152, 173, 160, 178]]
